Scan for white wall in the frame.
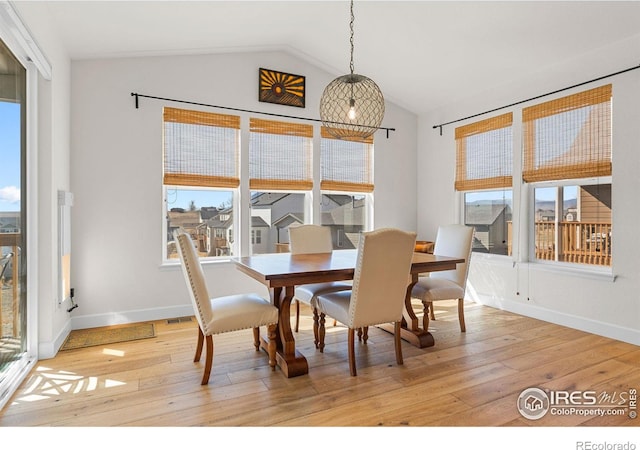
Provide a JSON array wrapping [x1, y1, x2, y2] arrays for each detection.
[[418, 35, 640, 345], [65, 51, 417, 341], [12, 2, 73, 358]]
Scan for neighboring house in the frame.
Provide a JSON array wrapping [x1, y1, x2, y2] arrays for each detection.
[[166, 209, 207, 253], [250, 216, 270, 254], [536, 209, 556, 222], [465, 203, 512, 254], [272, 212, 304, 249], [0, 212, 20, 234], [251, 192, 304, 253], [206, 208, 233, 256], [579, 184, 612, 223], [320, 195, 366, 249]]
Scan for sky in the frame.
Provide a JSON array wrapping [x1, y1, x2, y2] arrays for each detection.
[[165, 187, 232, 211], [0, 101, 21, 212]]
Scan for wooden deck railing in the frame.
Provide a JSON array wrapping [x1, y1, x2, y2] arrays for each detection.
[[535, 222, 612, 266], [507, 221, 612, 266], [0, 233, 21, 337]]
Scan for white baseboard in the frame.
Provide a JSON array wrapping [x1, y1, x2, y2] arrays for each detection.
[[37, 297, 639, 361], [38, 304, 194, 359], [473, 294, 640, 346], [69, 304, 194, 330]]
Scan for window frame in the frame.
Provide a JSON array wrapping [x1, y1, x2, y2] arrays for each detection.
[[455, 84, 613, 272], [527, 176, 612, 271], [160, 111, 379, 262]]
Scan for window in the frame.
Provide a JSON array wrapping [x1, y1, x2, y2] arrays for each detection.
[[163, 107, 240, 260], [161, 113, 379, 259], [456, 113, 513, 255], [249, 118, 312, 254], [319, 127, 373, 249], [524, 85, 612, 267]]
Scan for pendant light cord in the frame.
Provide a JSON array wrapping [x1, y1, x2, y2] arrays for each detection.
[[349, 0, 355, 76]]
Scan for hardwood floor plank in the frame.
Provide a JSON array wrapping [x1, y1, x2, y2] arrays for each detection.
[[1, 303, 636, 427]]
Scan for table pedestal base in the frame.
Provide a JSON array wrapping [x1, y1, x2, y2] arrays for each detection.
[[377, 323, 435, 348], [260, 336, 308, 378]]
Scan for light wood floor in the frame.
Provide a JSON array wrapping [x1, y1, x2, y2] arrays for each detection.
[[1, 300, 638, 427]]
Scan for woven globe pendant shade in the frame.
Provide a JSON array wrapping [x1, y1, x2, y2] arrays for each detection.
[[320, 73, 385, 140], [319, 0, 385, 140]]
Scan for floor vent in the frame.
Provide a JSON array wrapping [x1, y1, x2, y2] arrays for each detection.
[[166, 316, 193, 324]]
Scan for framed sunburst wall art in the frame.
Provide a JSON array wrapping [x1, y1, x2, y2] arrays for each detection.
[[259, 68, 305, 108]]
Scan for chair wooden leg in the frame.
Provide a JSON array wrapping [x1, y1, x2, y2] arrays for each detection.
[[318, 313, 326, 353], [295, 300, 300, 332], [422, 302, 430, 332], [458, 298, 466, 332], [429, 301, 435, 320], [252, 327, 260, 351], [194, 327, 204, 362], [357, 327, 363, 342], [348, 328, 357, 376], [201, 334, 213, 385], [267, 324, 277, 371], [313, 308, 320, 349], [362, 326, 369, 344], [394, 321, 403, 365]]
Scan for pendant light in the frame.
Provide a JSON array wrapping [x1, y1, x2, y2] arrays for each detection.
[[319, 0, 385, 140]]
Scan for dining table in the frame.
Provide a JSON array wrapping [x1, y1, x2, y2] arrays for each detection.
[[233, 249, 465, 378]]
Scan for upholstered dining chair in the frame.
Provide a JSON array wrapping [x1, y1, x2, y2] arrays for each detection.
[[174, 230, 279, 385], [289, 224, 352, 345], [314, 228, 417, 376], [410, 224, 474, 332]]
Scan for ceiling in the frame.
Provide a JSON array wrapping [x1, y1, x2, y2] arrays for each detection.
[[15, 0, 640, 115]]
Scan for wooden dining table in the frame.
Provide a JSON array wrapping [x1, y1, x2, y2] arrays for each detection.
[[233, 249, 464, 378]]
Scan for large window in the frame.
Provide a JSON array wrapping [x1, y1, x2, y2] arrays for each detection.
[[456, 113, 513, 255], [319, 127, 373, 249], [161, 111, 378, 259], [524, 85, 612, 267], [162, 107, 240, 260], [456, 85, 613, 268], [249, 118, 312, 254], [0, 36, 28, 408]]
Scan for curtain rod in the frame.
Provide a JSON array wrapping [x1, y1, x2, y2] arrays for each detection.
[[130, 92, 396, 138], [432, 63, 640, 135]]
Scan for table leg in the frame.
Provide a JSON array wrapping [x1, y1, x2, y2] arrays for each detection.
[[261, 285, 308, 377], [379, 274, 434, 348]]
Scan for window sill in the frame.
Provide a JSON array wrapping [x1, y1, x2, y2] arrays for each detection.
[[159, 258, 233, 270], [526, 260, 616, 282], [470, 252, 616, 282]]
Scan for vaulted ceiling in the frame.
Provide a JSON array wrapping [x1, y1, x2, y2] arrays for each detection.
[[14, 1, 640, 115]]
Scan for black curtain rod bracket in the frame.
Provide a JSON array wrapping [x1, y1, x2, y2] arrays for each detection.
[[433, 63, 640, 133], [130, 92, 396, 138]]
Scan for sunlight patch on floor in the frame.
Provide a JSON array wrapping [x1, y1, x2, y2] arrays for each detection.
[[9, 365, 127, 406]]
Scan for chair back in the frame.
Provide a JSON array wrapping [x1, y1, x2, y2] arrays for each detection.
[[431, 224, 474, 288], [349, 228, 416, 328], [174, 230, 213, 335], [289, 224, 333, 254]]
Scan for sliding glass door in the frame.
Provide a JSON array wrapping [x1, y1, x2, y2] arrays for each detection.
[[0, 38, 28, 406]]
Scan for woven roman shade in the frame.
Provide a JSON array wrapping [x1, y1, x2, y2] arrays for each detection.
[[522, 84, 612, 183], [163, 107, 240, 188], [455, 113, 513, 191], [320, 126, 374, 193], [249, 118, 313, 190]]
